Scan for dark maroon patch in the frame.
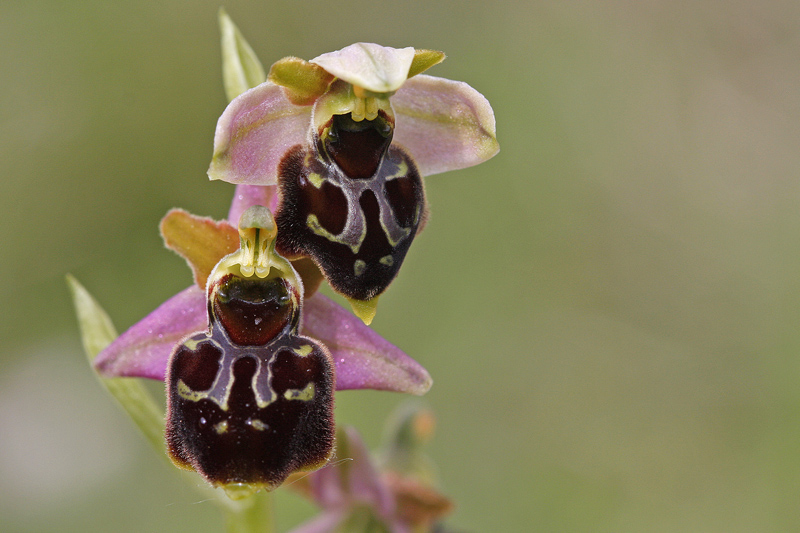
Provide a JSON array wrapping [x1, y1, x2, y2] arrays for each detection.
[[384, 176, 421, 228], [166, 329, 334, 489], [276, 143, 426, 301], [171, 339, 222, 392], [212, 274, 297, 346], [325, 113, 392, 180], [297, 178, 348, 236]]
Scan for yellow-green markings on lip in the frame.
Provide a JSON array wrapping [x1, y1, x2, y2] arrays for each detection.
[[306, 213, 366, 254], [378, 213, 411, 247], [307, 172, 324, 188], [214, 420, 229, 434], [354, 259, 367, 276], [382, 158, 408, 181], [183, 337, 213, 351], [177, 378, 233, 411], [177, 358, 235, 412], [284, 383, 315, 401], [247, 419, 268, 431], [251, 361, 273, 408], [177, 380, 210, 403], [293, 345, 313, 357]]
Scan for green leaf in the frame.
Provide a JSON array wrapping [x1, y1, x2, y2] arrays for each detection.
[[219, 8, 266, 102], [66, 275, 166, 452]]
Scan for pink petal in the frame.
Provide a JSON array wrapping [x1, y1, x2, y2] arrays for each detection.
[[227, 184, 279, 224], [94, 285, 206, 381], [302, 293, 432, 395], [392, 74, 499, 177], [287, 511, 347, 533], [208, 81, 311, 186], [309, 427, 393, 513], [95, 290, 431, 396], [342, 427, 396, 515]]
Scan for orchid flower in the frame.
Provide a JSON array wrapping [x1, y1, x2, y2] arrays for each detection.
[[287, 405, 453, 533], [83, 200, 430, 498], [81, 17, 434, 495], [165, 206, 336, 496], [208, 28, 498, 323], [92, 198, 431, 398]]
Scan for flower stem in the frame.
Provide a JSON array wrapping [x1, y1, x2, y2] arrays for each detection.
[[223, 490, 274, 533]]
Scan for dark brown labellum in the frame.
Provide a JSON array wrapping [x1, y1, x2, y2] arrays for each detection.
[[275, 114, 426, 302], [325, 112, 392, 180], [212, 274, 297, 346], [166, 274, 334, 490]]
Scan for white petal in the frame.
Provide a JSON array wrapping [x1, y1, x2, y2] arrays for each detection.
[[311, 43, 415, 93]]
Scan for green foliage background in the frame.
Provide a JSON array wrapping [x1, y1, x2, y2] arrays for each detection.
[[2, 1, 800, 531]]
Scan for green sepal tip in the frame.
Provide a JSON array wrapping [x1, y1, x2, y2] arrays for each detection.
[[219, 8, 267, 102], [407, 49, 445, 78], [66, 274, 166, 452]]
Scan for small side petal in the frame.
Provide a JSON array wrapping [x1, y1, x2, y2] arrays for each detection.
[[160, 209, 239, 288], [392, 74, 499, 176], [302, 294, 432, 395], [208, 82, 311, 186], [219, 8, 266, 102], [268, 56, 334, 106], [94, 286, 206, 380], [312, 43, 415, 93]]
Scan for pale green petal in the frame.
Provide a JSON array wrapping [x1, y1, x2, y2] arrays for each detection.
[[311, 43, 415, 94], [219, 8, 266, 102]]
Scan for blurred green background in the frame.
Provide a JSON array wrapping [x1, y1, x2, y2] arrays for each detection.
[[3, 1, 800, 531]]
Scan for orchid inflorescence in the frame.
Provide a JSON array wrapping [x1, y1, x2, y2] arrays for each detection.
[[70, 9, 496, 531]]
